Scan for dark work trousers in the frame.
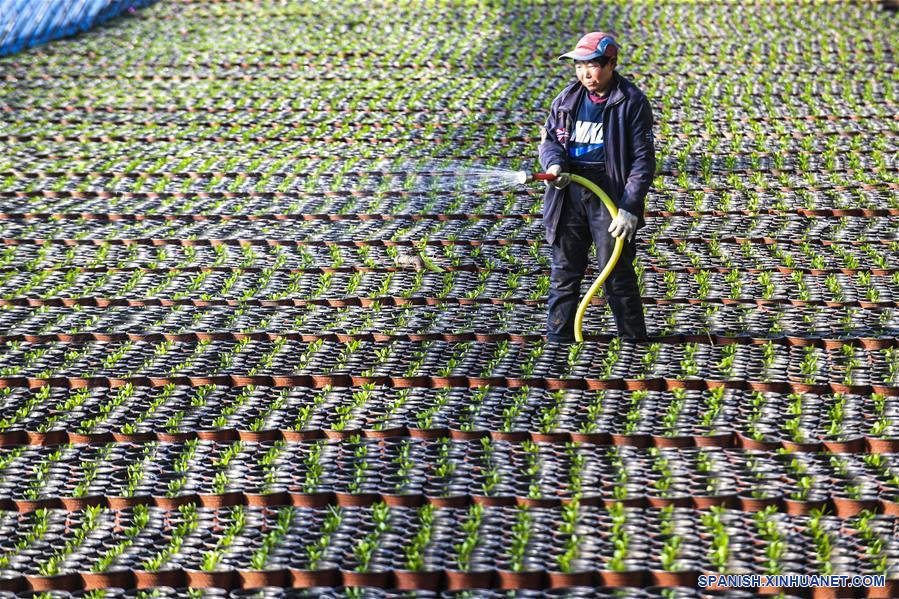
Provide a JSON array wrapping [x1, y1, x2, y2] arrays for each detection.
[[546, 173, 647, 342]]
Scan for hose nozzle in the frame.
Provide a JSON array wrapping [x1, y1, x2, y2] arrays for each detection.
[[515, 170, 556, 185]]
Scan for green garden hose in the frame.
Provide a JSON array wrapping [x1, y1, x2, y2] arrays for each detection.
[[568, 174, 624, 342], [517, 170, 624, 341]]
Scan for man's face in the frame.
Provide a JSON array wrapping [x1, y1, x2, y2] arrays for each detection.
[[575, 56, 616, 93]]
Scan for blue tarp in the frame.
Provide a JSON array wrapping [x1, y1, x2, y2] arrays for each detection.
[[0, 0, 157, 56]]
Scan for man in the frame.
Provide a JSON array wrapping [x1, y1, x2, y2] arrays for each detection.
[[538, 31, 656, 342]]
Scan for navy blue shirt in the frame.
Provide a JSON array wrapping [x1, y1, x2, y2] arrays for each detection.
[[568, 94, 608, 165]]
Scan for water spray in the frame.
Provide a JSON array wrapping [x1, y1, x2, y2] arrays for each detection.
[[519, 171, 624, 342]]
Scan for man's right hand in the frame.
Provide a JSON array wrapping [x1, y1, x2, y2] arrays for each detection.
[[546, 164, 570, 189]]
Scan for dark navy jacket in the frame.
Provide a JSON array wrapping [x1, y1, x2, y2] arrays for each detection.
[[538, 72, 656, 244]]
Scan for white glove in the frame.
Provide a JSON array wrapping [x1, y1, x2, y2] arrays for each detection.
[[546, 164, 570, 189], [608, 208, 639, 242]]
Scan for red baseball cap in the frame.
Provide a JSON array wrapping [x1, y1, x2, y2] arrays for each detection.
[[558, 32, 620, 61]]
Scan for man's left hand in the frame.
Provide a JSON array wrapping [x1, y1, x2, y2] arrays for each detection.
[[608, 209, 638, 242]]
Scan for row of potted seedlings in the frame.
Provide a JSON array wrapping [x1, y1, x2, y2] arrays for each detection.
[[11, 37, 895, 103], [24, 0, 892, 57], [6, 135, 895, 201], [0, 214, 542, 243], [0, 234, 893, 274], [4, 137, 897, 196], [0, 384, 897, 448], [1, 213, 895, 249], [2, 172, 896, 233], [2, 110, 895, 163], [4, 114, 895, 162], [0, 227, 892, 271], [17, 76, 891, 131], [1, 265, 896, 307], [0, 302, 893, 346], [0, 504, 895, 592], [23, 1, 891, 49], [2, 96, 893, 153], [1, 339, 897, 390], [9, 60, 893, 127], [5, 90, 892, 136], [2, 439, 899, 516]]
